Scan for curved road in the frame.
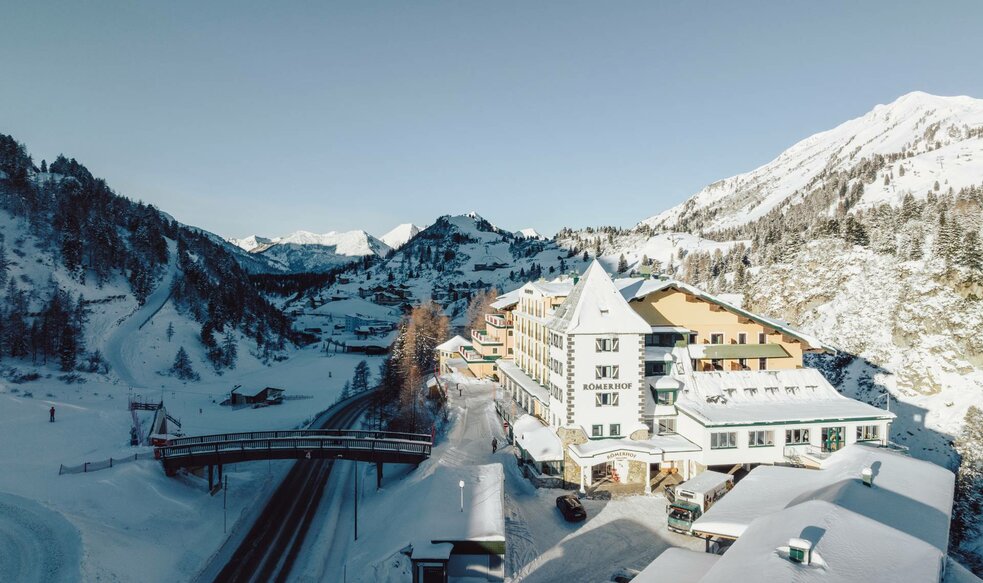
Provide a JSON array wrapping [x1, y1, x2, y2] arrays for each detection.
[[0, 492, 82, 583], [103, 240, 179, 387], [203, 391, 376, 583]]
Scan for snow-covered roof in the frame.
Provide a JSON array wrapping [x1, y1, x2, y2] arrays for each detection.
[[436, 335, 473, 352], [618, 277, 833, 352], [633, 548, 720, 583], [498, 272, 832, 351], [548, 261, 650, 335], [700, 500, 945, 583], [693, 444, 955, 550], [490, 288, 523, 310], [645, 444, 959, 583], [513, 415, 564, 462], [676, 369, 894, 426], [497, 360, 549, 404], [674, 470, 733, 496]]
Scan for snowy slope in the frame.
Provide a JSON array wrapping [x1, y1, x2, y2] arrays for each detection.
[[299, 214, 591, 325], [379, 223, 422, 249], [515, 228, 544, 240], [226, 229, 391, 273], [642, 92, 983, 233]]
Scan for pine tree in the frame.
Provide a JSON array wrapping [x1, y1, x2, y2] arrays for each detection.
[[166, 322, 174, 342], [952, 406, 983, 570], [340, 380, 353, 401], [617, 254, 629, 273], [222, 328, 238, 368], [171, 346, 199, 381], [352, 360, 370, 393], [0, 244, 7, 289]]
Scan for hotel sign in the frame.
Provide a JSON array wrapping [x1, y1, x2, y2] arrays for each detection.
[[583, 382, 633, 391], [605, 451, 638, 460]]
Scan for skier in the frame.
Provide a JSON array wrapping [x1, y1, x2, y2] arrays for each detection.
[[492, 437, 498, 454], [458, 384, 462, 397], [49, 406, 55, 423]]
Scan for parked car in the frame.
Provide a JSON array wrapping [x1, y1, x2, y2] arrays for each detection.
[[555, 494, 587, 522]]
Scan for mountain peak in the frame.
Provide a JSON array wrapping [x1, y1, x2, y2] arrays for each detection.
[[642, 92, 983, 233], [380, 223, 422, 250]]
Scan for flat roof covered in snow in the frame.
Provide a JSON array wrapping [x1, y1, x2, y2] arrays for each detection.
[[512, 415, 564, 462], [676, 368, 895, 426], [632, 548, 720, 583]]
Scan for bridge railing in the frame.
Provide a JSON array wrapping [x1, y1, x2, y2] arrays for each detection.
[[157, 435, 432, 461], [164, 428, 432, 448]]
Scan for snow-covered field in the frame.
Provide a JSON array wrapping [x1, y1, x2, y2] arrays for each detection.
[[0, 345, 384, 582], [295, 378, 703, 582]]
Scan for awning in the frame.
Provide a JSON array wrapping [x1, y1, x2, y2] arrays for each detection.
[[688, 343, 791, 360]]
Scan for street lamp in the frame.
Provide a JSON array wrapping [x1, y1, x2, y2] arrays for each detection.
[[874, 392, 892, 413], [459, 480, 465, 512]]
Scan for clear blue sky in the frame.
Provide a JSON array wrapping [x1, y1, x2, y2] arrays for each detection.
[[2, 2, 981, 238]]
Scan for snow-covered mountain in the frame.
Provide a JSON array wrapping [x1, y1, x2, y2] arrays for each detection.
[[514, 228, 544, 240], [227, 229, 391, 273], [643, 91, 983, 235], [380, 223, 422, 250], [295, 213, 589, 324], [580, 92, 983, 474]]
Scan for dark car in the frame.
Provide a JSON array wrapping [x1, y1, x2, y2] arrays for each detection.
[[555, 494, 587, 522]]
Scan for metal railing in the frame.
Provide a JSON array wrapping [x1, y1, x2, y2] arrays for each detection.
[[157, 435, 432, 461], [164, 428, 431, 448]]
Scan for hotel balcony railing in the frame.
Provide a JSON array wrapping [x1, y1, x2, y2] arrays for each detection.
[[485, 314, 508, 327]]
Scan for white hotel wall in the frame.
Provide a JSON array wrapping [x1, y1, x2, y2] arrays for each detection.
[[676, 411, 891, 467], [567, 333, 645, 437]]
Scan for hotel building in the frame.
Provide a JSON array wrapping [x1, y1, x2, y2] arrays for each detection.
[[438, 261, 895, 494]]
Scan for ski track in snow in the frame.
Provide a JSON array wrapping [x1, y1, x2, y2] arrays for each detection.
[[102, 240, 178, 388], [0, 492, 81, 583]]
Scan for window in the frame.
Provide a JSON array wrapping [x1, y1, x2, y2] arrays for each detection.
[[595, 392, 619, 407], [656, 390, 676, 405], [738, 358, 749, 370], [711, 359, 724, 371], [609, 424, 621, 436], [595, 337, 619, 352], [492, 347, 498, 354], [595, 365, 620, 379], [645, 361, 672, 376], [738, 332, 747, 344], [689, 333, 698, 345], [592, 424, 603, 437], [710, 333, 724, 344], [758, 358, 767, 370], [710, 432, 737, 449], [645, 333, 676, 347], [856, 425, 881, 441], [758, 332, 767, 344], [748, 430, 774, 447], [658, 418, 677, 434], [744, 388, 758, 397], [786, 428, 810, 444]]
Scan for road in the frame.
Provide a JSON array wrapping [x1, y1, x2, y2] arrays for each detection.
[[103, 239, 179, 387], [207, 391, 375, 583]]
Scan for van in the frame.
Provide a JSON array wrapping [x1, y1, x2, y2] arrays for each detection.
[[666, 470, 733, 534]]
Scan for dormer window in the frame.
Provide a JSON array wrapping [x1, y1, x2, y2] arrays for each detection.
[[785, 386, 798, 395], [725, 388, 737, 397], [765, 386, 779, 394], [744, 388, 758, 397]]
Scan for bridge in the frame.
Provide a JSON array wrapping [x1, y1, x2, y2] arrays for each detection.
[[155, 428, 433, 489]]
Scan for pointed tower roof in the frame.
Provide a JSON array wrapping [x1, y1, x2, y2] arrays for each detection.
[[548, 260, 650, 335]]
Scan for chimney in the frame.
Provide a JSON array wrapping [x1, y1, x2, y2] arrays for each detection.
[[861, 466, 874, 487], [788, 538, 812, 565]]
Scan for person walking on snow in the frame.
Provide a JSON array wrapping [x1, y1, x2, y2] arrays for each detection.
[[49, 406, 55, 422], [492, 437, 498, 454]]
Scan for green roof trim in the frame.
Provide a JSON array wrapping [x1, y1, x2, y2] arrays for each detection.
[[693, 343, 791, 360]]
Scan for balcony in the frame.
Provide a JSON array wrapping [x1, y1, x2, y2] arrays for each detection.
[[485, 314, 508, 328], [472, 329, 501, 346]]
